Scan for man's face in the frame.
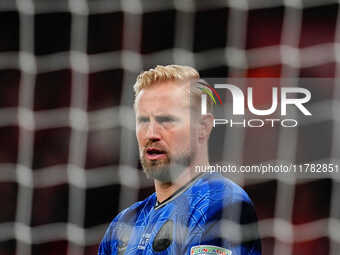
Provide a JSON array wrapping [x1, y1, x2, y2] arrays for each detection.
[[135, 81, 194, 183]]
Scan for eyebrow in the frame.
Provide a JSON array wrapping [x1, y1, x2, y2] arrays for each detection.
[[137, 116, 149, 122], [137, 114, 179, 122], [155, 115, 177, 122]]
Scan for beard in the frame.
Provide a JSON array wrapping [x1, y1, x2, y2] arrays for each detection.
[[141, 151, 192, 183]]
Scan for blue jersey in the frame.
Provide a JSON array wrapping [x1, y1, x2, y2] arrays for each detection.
[[98, 173, 261, 255]]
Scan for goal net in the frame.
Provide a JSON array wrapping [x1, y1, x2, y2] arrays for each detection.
[[0, 0, 339, 255]]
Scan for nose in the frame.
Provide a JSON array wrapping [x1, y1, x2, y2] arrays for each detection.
[[145, 120, 161, 142]]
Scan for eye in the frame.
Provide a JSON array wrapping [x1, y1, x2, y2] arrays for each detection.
[[156, 116, 175, 124], [137, 117, 149, 123]]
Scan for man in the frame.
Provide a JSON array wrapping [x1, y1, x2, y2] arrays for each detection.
[[98, 65, 261, 255]]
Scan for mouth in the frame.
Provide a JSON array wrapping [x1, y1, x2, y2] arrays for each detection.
[[145, 147, 167, 160]]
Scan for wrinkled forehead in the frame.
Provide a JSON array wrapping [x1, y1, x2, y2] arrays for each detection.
[[134, 81, 192, 113]]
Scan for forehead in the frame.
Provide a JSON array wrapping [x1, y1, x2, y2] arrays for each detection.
[[135, 81, 189, 113]]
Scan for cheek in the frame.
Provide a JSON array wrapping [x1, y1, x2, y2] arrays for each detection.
[[136, 128, 145, 147], [170, 126, 191, 150]]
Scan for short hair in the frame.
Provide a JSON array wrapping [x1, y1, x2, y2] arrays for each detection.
[[133, 64, 213, 113], [133, 65, 199, 96]]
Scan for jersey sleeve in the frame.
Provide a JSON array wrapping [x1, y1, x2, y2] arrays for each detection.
[[98, 220, 118, 255], [98, 200, 144, 255], [183, 198, 262, 255]]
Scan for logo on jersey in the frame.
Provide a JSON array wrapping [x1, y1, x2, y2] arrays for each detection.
[[190, 245, 232, 255], [138, 233, 151, 250]]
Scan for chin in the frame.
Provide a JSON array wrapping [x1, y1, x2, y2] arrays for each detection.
[[141, 152, 192, 181], [143, 166, 171, 182]]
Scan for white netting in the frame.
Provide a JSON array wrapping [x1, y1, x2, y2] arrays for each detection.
[[0, 0, 339, 254]]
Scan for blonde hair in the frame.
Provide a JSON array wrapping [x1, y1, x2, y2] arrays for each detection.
[[133, 64, 213, 113], [134, 65, 200, 96]]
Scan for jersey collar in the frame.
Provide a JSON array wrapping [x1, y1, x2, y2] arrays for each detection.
[[154, 173, 205, 210]]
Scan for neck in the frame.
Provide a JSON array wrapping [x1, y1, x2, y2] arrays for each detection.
[[154, 158, 209, 203]]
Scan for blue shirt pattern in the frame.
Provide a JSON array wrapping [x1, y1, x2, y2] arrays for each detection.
[[98, 173, 261, 255]]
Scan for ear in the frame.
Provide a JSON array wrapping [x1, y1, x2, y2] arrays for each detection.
[[198, 113, 214, 143]]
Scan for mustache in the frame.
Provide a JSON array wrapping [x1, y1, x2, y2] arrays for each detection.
[[143, 141, 167, 153]]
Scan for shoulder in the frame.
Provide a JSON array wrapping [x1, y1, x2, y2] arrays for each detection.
[[99, 193, 156, 252], [189, 174, 256, 225], [111, 192, 157, 227], [192, 173, 252, 207], [186, 174, 261, 253]]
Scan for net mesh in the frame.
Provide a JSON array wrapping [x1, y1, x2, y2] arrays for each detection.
[[0, 0, 339, 254]]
